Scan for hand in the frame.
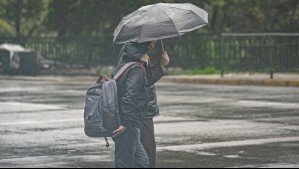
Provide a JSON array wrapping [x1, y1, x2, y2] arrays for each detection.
[[160, 51, 170, 66], [112, 125, 127, 138], [140, 53, 149, 63]]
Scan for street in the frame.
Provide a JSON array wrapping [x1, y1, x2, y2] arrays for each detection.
[[0, 76, 299, 168]]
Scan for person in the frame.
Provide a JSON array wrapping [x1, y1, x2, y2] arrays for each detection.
[[111, 42, 150, 168], [116, 41, 170, 168], [140, 41, 169, 168]]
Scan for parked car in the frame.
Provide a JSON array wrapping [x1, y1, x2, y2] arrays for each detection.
[[0, 43, 41, 75]]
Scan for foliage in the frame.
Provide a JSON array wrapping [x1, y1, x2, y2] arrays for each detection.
[[0, 0, 298, 72], [0, 0, 49, 38], [0, 17, 15, 37], [184, 66, 218, 75], [44, 0, 299, 37], [1, 0, 298, 38]]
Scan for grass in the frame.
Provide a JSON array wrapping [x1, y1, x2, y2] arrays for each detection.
[[184, 67, 218, 75]]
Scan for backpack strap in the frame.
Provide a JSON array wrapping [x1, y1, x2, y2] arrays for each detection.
[[113, 62, 143, 81], [104, 137, 110, 148], [96, 74, 109, 83]]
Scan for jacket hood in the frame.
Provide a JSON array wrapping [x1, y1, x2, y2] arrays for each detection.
[[117, 42, 150, 65]]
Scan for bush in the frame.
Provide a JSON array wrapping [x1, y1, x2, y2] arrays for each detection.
[[184, 67, 217, 75]]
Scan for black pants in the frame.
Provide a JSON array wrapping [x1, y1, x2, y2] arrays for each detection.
[[140, 118, 156, 168]]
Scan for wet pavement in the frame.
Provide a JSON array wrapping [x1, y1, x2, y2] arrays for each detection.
[[0, 76, 299, 168], [163, 73, 299, 87]]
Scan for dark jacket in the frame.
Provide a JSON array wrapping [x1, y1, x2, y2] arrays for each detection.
[[143, 62, 166, 118], [116, 43, 166, 119], [112, 42, 149, 128]]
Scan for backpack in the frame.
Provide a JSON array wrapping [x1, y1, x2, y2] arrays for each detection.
[[83, 62, 138, 147]]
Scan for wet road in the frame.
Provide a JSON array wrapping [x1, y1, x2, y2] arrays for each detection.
[[0, 76, 299, 168]]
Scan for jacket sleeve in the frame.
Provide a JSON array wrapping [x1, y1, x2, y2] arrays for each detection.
[[147, 63, 167, 86], [120, 65, 145, 127]]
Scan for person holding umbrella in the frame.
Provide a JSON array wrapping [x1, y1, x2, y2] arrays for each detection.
[[112, 3, 207, 168], [140, 41, 169, 168], [115, 40, 169, 168], [111, 42, 151, 168]]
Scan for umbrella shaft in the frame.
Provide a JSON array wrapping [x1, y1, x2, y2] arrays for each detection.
[[161, 39, 164, 51]]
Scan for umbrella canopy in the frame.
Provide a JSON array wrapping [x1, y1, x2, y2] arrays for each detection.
[[113, 3, 208, 44]]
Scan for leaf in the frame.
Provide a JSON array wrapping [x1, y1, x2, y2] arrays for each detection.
[[0, 17, 15, 36]]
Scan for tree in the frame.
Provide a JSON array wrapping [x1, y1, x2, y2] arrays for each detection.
[[46, 0, 159, 37], [0, 17, 15, 37], [204, 0, 299, 33], [1, 0, 298, 38], [0, 0, 49, 39]]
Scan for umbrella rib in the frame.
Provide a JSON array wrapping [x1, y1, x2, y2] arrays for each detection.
[[137, 7, 157, 43], [155, 4, 181, 37], [158, 4, 208, 25], [188, 10, 208, 25], [138, 16, 145, 43], [158, 3, 207, 17]]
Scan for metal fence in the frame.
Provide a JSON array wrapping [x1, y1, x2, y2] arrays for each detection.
[[0, 33, 298, 76], [161, 34, 221, 69], [220, 33, 299, 78], [0, 36, 122, 67]]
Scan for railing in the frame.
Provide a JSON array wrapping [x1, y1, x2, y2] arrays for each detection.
[[0, 33, 298, 77], [220, 33, 299, 78], [0, 37, 122, 67]]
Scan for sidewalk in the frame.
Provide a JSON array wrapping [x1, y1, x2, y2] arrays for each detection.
[[162, 73, 299, 87], [0, 73, 298, 87]]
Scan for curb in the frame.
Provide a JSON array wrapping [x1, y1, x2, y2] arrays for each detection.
[[162, 76, 299, 87], [1, 75, 298, 87]]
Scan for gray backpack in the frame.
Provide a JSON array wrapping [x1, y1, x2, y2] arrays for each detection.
[[83, 62, 137, 147]]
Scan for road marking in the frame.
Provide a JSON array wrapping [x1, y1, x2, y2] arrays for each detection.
[[158, 137, 299, 152], [0, 119, 82, 125], [0, 102, 62, 113], [238, 100, 299, 108]]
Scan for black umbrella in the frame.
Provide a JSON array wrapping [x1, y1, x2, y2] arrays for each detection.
[[113, 3, 208, 50]]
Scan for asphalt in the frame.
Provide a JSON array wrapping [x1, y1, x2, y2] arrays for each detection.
[[1, 76, 299, 168], [162, 73, 299, 87]]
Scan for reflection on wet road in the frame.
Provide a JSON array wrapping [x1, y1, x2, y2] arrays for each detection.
[[0, 77, 299, 168]]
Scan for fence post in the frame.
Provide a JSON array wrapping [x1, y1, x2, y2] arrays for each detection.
[[220, 35, 224, 78], [269, 37, 274, 79]]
